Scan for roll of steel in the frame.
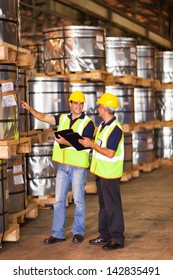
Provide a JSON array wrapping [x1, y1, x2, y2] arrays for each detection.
[[0, 0, 20, 45], [155, 89, 173, 121], [43, 26, 106, 73], [70, 82, 105, 126], [0, 160, 8, 234], [155, 51, 173, 83], [105, 85, 135, 124], [28, 76, 70, 130], [7, 155, 26, 213], [124, 133, 133, 172], [0, 64, 19, 140], [0, 69, 19, 140], [106, 37, 137, 76], [17, 69, 29, 132], [132, 130, 155, 165], [134, 87, 155, 123], [26, 143, 57, 196], [137, 45, 155, 79], [154, 127, 173, 158], [0, 64, 17, 83], [23, 43, 44, 73]]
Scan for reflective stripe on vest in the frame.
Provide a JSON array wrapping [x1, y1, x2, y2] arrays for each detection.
[[90, 119, 124, 179], [52, 114, 91, 168]]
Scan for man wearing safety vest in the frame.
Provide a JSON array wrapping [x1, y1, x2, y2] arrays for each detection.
[[21, 91, 94, 244], [79, 92, 125, 251]]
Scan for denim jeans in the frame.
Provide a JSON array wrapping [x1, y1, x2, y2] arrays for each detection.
[[52, 164, 87, 239]]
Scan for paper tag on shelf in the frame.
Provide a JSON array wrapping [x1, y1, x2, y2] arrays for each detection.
[[2, 94, 17, 107], [0, 82, 14, 92]]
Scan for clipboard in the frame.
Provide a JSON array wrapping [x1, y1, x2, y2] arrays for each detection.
[[54, 129, 73, 149], [54, 129, 87, 150], [63, 132, 87, 151], [54, 129, 73, 139]]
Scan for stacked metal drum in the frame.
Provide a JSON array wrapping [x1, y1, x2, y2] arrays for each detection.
[[154, 51, 173, 160], [26, 143, 58, 196], [106, 37, 137, 76], [26, 76, 71, 196], [7, 155, 26, 213], [43, 26, 106, 73], [0, 0, 20, 235], [27, 76, 70, 130]]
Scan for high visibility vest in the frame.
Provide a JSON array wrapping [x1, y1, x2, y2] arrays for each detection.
[[52, 113, 91, 168], [90, 119, 124, 179]]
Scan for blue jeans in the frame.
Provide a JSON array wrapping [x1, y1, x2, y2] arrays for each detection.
[[52, 164, 87, 239]]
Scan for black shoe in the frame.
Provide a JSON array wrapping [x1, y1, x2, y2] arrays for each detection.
[[44, 236, 65, 245], [72, 234, 84, 243], [102, 241, 124, 251], [89, 236, 109, 245]]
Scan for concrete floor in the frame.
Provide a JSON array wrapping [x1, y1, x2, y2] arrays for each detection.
[[0, 166, 173, 260]]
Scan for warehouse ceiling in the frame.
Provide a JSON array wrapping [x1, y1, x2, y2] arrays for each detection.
[[20, 0, 173, 50]]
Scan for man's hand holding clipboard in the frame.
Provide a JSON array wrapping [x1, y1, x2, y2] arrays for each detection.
[[54, 129, 88, 150]]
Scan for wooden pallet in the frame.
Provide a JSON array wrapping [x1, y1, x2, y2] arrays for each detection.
[[160, 157, 173, 166], [105, 74, 137, 86], [122, 123, 134, 133], [0, 139, 19, 159], [155, 82, 173, 90], [121, 167, 140, 182], [33, 72, 68, 78], [133, 121, 156, 131], [0, 224, 20, 242], [134, 159, 160, 172], [28, 191, 73, 209], [135, 77, 153, 87], [151, 79, 161, 89], [0, 137, 32, 158], [153, 120, 173, 128], [85, 181, 97, 194], [68, 70, 111, 82], [42, 129, 55, 143], [0, 41, 35, 70], [8, 203, 38, 224], [17, 137, 32, 153], [20, 130, 43, 144]]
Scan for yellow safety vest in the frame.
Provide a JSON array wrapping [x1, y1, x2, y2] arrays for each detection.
[[90, 119, 124, 179], [52, 113, 91, 168]]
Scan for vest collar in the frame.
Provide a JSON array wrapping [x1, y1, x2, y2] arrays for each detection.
[[68, 112, 85, 120], [100, 116, 116, 130]]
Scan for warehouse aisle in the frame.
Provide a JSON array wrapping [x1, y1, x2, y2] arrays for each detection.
[[0, 166, 173, 260]]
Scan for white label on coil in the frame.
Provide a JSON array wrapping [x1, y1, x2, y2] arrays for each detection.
[[13, 165, 22, 174], [130, 47, 136, 53], [13, 175, 24, 185], [96, 36, 104, 50], [1, 82, 14, 92], [2, 95, 17, 107], [147, 137, 153, 143], [96, 36, 103, 42]]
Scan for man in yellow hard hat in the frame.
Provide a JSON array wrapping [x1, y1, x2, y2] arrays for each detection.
[[21, 91, 94, 244], [79, 92, 125, 251]]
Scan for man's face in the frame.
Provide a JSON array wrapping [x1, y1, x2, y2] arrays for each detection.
[[97, 104, 105, 117], [70, 101, 84, 115]]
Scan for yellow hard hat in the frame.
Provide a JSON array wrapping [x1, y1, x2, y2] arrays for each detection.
[[68, 91, 86, 102], [97, 93, 119, 108]]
